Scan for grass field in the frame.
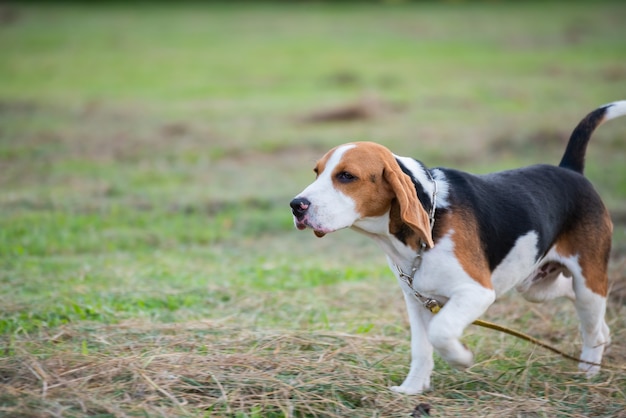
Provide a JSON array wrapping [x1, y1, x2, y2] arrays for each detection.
[[1, 2, 626, 417]]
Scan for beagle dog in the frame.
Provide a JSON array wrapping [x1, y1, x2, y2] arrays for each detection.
[[290, 101, 626, 394]]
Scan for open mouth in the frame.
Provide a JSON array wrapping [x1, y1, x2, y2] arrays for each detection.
[[294, 220, 327, 238]]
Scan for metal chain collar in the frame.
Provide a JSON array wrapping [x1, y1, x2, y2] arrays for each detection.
[[394, 169, 442, 314]]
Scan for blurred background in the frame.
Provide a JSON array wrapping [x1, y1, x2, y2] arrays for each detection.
[[1, 1, 626, 416]]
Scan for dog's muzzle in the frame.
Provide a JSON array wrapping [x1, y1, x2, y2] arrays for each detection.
[[290, 197, 326, 237]]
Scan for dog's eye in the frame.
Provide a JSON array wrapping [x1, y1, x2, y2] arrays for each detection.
[[337, 171, 357, 183]]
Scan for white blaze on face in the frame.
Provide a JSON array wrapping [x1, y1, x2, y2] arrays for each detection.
[[294, 144, 360, 234]]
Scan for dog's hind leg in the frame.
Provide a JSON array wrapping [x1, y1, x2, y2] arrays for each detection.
[[557, 218, 612, 376], [571, 270, 610, 376], [521, 260, 609, 375]]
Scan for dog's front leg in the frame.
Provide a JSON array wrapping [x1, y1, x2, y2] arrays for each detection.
[[390, 291, 434, 395], [428, 287, 495, 368]]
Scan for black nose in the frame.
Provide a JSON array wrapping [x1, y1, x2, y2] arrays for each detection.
[[290, 197, 310, 218]]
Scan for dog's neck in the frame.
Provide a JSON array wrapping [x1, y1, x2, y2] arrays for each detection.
[[351, 213, 423, 271]]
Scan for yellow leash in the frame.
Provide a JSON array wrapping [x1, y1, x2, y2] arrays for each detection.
[[471, 318, 602, 367]]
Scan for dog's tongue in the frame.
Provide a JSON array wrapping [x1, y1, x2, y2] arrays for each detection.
[[314, 230, 326, 238]]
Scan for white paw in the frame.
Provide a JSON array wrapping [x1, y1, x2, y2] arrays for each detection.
[[578, 362, 601, 377], [429, 333, 474, 369], [389, 374, 431, 395], [390, 385, 424, 395], [444, 345, 473, 369], [578, 344, 605, 377]]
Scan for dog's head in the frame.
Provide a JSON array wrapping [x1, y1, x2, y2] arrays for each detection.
[[290, 142, 434, 247]]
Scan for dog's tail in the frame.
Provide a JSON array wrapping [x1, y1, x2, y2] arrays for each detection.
[[559, 100, 626, 174]]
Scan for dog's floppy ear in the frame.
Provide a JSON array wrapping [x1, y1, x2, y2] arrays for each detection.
[[384, 162, 434, 248]]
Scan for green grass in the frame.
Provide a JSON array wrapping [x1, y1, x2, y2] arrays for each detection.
[[1, 1, 626, 416]]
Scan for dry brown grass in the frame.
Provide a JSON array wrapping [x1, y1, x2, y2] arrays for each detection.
[[1, 322, 419, 417], [2, 273, 626, 418]]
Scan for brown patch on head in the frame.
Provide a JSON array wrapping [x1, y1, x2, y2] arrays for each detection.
[[437, 208, 492, 289], [333, 143, 397, 218], [554, 211, 612, 296], [331, 142, 434, 247]]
